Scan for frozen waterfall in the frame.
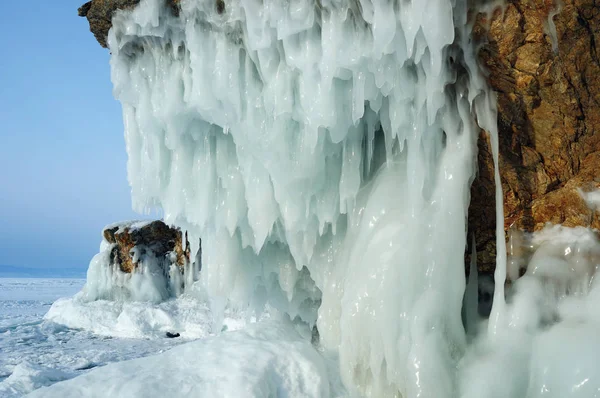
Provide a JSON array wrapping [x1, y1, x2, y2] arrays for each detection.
[[97, 0, 600, 396]]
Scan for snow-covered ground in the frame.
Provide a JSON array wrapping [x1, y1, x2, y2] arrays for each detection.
[[0, 278, 340, 397], [0, 279, 83, 331], [0, 278, 220, 397], [26, 321, 343, 398]]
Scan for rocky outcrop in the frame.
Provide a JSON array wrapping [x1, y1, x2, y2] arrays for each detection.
[[469, 0, 600, 273], [103, 220, 190, 273], [78, 0, 139, 48], [78, 0, 181, 47]]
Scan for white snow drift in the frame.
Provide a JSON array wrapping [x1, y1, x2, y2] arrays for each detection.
[[27, 321, 341, 398]]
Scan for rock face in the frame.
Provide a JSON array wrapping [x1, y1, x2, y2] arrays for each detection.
[[103, 220, 190, 273], [79, 0, 600, 275], [469, 0, 600, 273], [78, 0, 139, 48], [78, 0, 180, 47]]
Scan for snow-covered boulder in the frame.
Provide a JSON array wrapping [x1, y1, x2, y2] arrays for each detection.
[[102, 220, 189, 274], [82, 221, 200, 303]]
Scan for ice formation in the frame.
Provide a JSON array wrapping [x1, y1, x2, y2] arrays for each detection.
[[107, 0, 493, 394], [83, 221, 199, 303], [545, 0, 563, 54], [579, 187, 600, 214], [460, 224, 600, 397], [81, 0, 600, 396]]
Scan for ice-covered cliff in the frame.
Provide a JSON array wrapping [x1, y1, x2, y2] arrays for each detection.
[[72, 0, 600, 397]]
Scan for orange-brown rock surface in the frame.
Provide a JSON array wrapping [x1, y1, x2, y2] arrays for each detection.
[[469, 0, 600, 273], [103, 220, 189, 273], [78, 0, 181, 47], [78, 0, 139, 48]]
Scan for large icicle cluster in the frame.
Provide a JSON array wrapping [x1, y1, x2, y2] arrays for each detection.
[[108, 0, 497, 395]]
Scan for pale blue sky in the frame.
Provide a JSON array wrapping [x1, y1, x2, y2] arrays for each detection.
[[0, 2, 148, 270]]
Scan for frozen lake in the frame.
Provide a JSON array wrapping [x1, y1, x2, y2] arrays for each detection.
[[0, 278, 190, 397], [0, 277, 337, 398]]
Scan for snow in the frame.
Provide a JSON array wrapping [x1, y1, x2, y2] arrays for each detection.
[[102, 219, 153, 234], [2, 362, 73, 398], [45, 288, 247, 339], [0, 279, 83, 330], [0, 278, 86, 396], [27, 320, 343, 398], [0, 278, 196, 397]]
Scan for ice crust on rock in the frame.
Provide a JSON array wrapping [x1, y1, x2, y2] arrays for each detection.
[[56, 233, 243, 338], [102, 220, 153, 233], [84, 243, 173, 302], [98, 0, 600, 396], [579, 187, 600, 213], [83, 222, 199, 303]]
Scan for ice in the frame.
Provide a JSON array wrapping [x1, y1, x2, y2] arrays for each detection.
[[102, 220, 153, 233], [83, 221, 199, 303], [45, 288, 247, 339], [106, 0, 497, 394], [545, 1, 563, 54], [0, 362, 73, 398], [579, 187, 600, 212], [459, 224, 600, 398], [0, 278, 190, 396], [0, 278, 83, 330], [0, 277, 255, 396], [36, 0, 600, 396], [0, 278, 86, 396], [42, 243, 252, 339], [0, 278, 83, 303], [84, 246, 173, 303], [27, 320, 344, 398]]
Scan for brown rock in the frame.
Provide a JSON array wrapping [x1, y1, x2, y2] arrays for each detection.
[[78, 0, 181, 47], [103, 220, 189, 273], [469, 0, 600, 274], [78, 0, 139, 48]]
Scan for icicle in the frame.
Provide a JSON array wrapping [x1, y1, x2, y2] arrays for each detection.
[[106, 0, 496, 395], [545, 0, 564, 54], [464, 235, 479, 337], [487, 121, 507, 338]]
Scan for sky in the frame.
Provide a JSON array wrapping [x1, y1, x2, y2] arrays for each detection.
[[0, 2, 150, 271]]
